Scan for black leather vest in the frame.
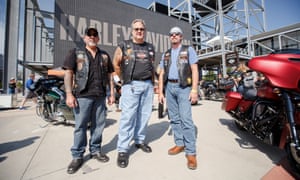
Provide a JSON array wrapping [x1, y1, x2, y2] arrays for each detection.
[[74, 49, 109, 93], [120, 40, 155, 84], [163, 45, 192, 87]]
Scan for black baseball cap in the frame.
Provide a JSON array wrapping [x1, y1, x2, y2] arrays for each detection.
[[85, 27, 98, 36]]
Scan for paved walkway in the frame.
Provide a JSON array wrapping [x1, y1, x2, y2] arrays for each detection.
[[0, 96, 293, 180]]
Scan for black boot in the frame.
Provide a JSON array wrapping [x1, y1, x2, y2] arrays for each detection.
[[135, 143, 152, 153], [117, 152, 129, 168], [67, 158, 83, 174]]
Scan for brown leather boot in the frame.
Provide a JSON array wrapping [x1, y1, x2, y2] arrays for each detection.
[[168, 146, 184, 155], [186, 155, 197, 170]]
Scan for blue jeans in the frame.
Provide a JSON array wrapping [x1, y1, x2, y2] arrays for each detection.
[[117, 80, 154, 152], [8, 88, 15, 94], [71, 96, 106, 159], [166, 82, 196, 155]]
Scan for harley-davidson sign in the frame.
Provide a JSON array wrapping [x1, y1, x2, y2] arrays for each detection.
[[54, 0, 192, 68]]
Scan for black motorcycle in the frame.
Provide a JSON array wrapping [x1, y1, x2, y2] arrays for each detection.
[[201, 79, 234, 100], [31, 76, 74, 123]]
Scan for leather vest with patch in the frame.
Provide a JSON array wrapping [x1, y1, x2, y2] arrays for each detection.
[[120, 40, 155, 84], [163, 45, 192, 87], [74, 48, 109, 93]]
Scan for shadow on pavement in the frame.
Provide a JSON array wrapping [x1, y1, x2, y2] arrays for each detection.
[[0, 136, 40, 163], [102, 121, 170, 155], [219, 118, 284, 162], [219, 118, 300, 179]]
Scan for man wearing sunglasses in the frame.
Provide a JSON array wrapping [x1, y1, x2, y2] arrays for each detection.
[[158, 26, 199, 170], [112, 19, 155, 168], [63, 27, 115, 174]]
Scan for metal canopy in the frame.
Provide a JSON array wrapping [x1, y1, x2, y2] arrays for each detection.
[[18, 60, 53, 75]]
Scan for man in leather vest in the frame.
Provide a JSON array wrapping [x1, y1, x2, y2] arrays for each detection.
[[63, 27, 115, 174], [112, 19, 155, 168], [158, 26, 199, 170]]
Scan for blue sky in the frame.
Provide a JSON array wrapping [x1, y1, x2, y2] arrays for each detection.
[[39, 0, 300, 31], [0, 0, 296, 59], [120, 0, 300, 31]]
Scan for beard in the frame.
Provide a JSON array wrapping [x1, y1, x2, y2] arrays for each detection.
[[87, 41, 97, 47]]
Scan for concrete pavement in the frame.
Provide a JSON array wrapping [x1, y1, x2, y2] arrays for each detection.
[[0, 96, 291, 180]]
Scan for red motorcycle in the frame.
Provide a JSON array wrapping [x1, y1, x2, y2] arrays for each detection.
[[222, 49, 300, 171]]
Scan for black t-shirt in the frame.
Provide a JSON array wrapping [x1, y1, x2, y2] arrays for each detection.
[[131, 42, 153, 80], [63, 47, 114, 97]]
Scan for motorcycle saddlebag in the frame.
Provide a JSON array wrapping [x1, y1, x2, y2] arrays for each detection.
[[222, 91, 242, 111]]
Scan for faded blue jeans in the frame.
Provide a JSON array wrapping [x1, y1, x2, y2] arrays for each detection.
[[117, 80, 154, 152], [71, 96, 106, 159], [166, 82, 196, 155]]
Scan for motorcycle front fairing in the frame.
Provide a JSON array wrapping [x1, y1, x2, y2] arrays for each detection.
[[248, 52, 300, 92]]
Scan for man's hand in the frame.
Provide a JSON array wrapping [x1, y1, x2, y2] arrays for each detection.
[[66, 93, 77, 108], [158, 93, 165, 104], [107, 95, 115, 105], [189, 89, 198, 104]]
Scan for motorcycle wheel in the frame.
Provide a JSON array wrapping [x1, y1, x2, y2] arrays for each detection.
[[285, 124, 300, 172], [41, 106, 51, 122], [36, 104, 43, 117], [285, 138, 300, 172]]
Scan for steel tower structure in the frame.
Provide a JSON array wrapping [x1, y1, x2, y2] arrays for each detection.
[[159, 0, 267, 75]]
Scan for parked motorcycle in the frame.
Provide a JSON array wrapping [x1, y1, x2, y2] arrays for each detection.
[[201, 78, 234, 100], [31, 76, 74, 123], [222, 49, 300, 172], [201, 81, 218, 100]]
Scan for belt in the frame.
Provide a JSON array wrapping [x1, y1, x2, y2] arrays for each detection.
[[132, 77, 152, 81], [168, 79, 179, 83]]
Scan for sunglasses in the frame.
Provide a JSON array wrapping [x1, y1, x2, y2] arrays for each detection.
[[86, 32, 98, 37], [169, 33, 181, 36], [133, 28, 145, 32]]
